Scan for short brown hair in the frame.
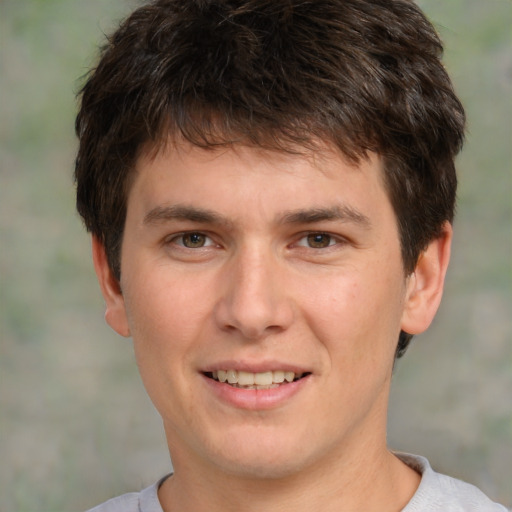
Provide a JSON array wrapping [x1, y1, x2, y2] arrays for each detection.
[[75, 0, 465, 357]]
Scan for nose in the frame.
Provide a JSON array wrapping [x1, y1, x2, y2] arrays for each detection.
[[213, 246, 294, 340]]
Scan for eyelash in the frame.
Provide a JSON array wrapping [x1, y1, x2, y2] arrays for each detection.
[[165, 231, 345, 250], [166, 232, 216, 249], [294, 232, 341, 249]]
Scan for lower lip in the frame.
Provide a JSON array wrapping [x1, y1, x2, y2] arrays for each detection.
[[202, 374, 311, 410]]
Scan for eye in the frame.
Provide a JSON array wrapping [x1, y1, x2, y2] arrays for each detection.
[[297, 233, 337, 249], [171, 232, 214, 248]]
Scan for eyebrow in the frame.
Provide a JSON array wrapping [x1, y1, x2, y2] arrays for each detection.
[[279, 206, 371, 228], [143, 204, 371, 229], [143, 204, 233, 227]]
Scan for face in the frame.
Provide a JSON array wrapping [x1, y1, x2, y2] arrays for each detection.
[[95, 141, 448, 480]]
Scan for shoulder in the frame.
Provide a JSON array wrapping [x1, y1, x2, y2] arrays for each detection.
[[86, 491, 140, 512], [85, 476, 168, 512], [397, 453, 509, 512]]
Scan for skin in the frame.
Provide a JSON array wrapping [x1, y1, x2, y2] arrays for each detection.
[[93, 141, 452, 512]]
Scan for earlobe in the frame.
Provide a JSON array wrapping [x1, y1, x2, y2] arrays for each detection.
[[91, 236, 131, 338], [401, 222, 453, 335]]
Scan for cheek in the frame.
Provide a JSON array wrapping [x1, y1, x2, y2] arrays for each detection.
[[299, 265, 406, 360], [122, 274, 201, 408], [123, 266, 207, 336]]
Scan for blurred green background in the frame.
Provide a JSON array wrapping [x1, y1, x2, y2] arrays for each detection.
[[1, 0, 511, 510]]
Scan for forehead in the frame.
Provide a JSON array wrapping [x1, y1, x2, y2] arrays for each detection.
[[137, 138, 385, 183], [129, 140, 393, 226]]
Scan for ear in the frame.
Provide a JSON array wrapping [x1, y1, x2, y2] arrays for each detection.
[[400, 222, 452, 335], [91, 236, 131, 337]]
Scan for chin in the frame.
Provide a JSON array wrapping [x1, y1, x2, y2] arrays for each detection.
[[215, 453, 308, 481], [205, 430, 317, 480]]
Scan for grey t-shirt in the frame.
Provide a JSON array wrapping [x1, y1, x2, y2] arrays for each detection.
[[86, 453, 508, 511]]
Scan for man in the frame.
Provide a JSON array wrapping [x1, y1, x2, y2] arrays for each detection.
[[75, 1, 507, 510]]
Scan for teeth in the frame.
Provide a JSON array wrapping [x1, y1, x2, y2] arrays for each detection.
[[238, 371, 255, 386], [254, 371, 273, 386], [210, 370, 304, 386], [273, 370, 285, 383]]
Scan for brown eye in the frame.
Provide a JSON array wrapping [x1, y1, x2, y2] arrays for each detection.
[[181, 233, 207, 248], [306, 233, 332, 248]]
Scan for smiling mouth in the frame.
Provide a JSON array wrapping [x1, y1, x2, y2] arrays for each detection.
[[204, 370, 309, 390]]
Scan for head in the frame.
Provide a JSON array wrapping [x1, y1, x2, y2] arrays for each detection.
[[75, 0, 465, 358]]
